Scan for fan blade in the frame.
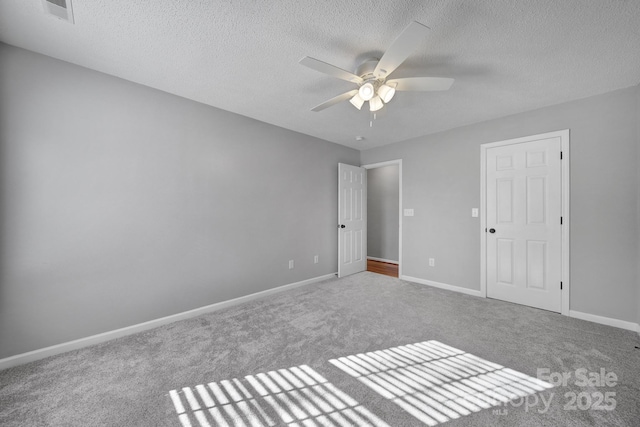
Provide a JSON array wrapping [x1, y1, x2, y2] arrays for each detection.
[[311, 89, 359, 112], [299, 57, 363, 84], [387, 77, 454, 91], [374, 21, 430, 78]]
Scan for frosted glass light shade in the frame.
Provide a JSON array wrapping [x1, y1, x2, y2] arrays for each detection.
[[369, 96, 383, 112], [358, 82, 375, 101], [349, 93, 365, 110], [378, 84, 396, 103]]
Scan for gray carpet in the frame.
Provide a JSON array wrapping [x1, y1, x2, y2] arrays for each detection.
[[1, 272, 639, 426]]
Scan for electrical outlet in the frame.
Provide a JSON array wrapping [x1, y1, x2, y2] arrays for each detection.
[[429, 258, 435, 267], [314, 255, 319, 264], [404, 209, 414, 217], [288, 260, 294, 269]]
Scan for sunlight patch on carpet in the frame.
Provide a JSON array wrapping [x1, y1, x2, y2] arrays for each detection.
[[168, 364, 390, 427], [329, 340, 553, 426]]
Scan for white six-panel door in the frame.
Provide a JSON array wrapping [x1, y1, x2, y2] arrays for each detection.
[[338, 163, 367, 278], [485, 135, 563, 312]]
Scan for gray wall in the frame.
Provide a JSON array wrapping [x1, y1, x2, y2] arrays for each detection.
[[367, 165, 399, 262], [0, 43, 359, 359], [361, 86, 640, 324]]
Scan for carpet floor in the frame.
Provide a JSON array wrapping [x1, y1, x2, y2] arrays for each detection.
[[1, 272, 639, 426]]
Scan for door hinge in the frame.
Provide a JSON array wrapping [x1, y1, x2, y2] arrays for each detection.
[[560, 216, 563, 224], [560, 151, 563, 160], [560, 281, 563, 290]]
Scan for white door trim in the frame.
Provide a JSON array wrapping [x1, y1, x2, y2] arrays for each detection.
[[362, 159, 403, 277], [480, 130, 570, 315]]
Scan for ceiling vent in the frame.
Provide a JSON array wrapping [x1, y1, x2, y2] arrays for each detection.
[[42, 0, 74, 24]]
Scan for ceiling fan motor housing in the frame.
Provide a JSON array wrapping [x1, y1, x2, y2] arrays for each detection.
[[356, 58, 382, 80], [356, 58, 385, 105]]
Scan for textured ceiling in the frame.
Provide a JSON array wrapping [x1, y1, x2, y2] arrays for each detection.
[[1, 0, 639, 150]]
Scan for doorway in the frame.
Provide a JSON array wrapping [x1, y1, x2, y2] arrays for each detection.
[[364, 160, 402, 278], [480, 130, 570, 314], [337, 160, 402, 278]]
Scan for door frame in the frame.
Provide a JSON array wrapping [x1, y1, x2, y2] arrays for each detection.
[[480, 130, 570, 315], [362, 159, 403, 277]]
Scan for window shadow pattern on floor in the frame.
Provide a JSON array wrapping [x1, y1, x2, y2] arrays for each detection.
[[328, 340, 553, 426], [168, 364, 390, 426]]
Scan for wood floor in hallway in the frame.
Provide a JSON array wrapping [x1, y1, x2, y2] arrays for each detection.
[[366, 259, 398, 278]]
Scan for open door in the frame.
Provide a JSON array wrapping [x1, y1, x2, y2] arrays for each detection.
[[338, 163, 367, 277]]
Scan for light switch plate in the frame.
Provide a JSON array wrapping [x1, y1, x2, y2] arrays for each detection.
[[472, 208, 479, 217]]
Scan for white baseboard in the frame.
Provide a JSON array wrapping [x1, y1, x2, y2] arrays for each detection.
[[401, 275, 483, 298], [401, 276, 639, 332], [367, 256, 399, 265], [568, 310, 639, 332], [0, 273, 336, 371]]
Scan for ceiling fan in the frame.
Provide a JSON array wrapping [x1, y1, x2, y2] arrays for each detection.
[[299, 21, 454, 112]]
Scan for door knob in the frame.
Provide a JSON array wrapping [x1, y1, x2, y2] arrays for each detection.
[[489, 228, 496, 233], [339, 224, 346, 228]]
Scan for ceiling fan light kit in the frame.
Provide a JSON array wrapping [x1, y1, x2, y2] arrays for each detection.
[[377, 83, 396, 103], [349, 93, 365, 110], [358, 82, 375, 101], [369, 95, 384, 112], [299, 21, 454, 113]]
